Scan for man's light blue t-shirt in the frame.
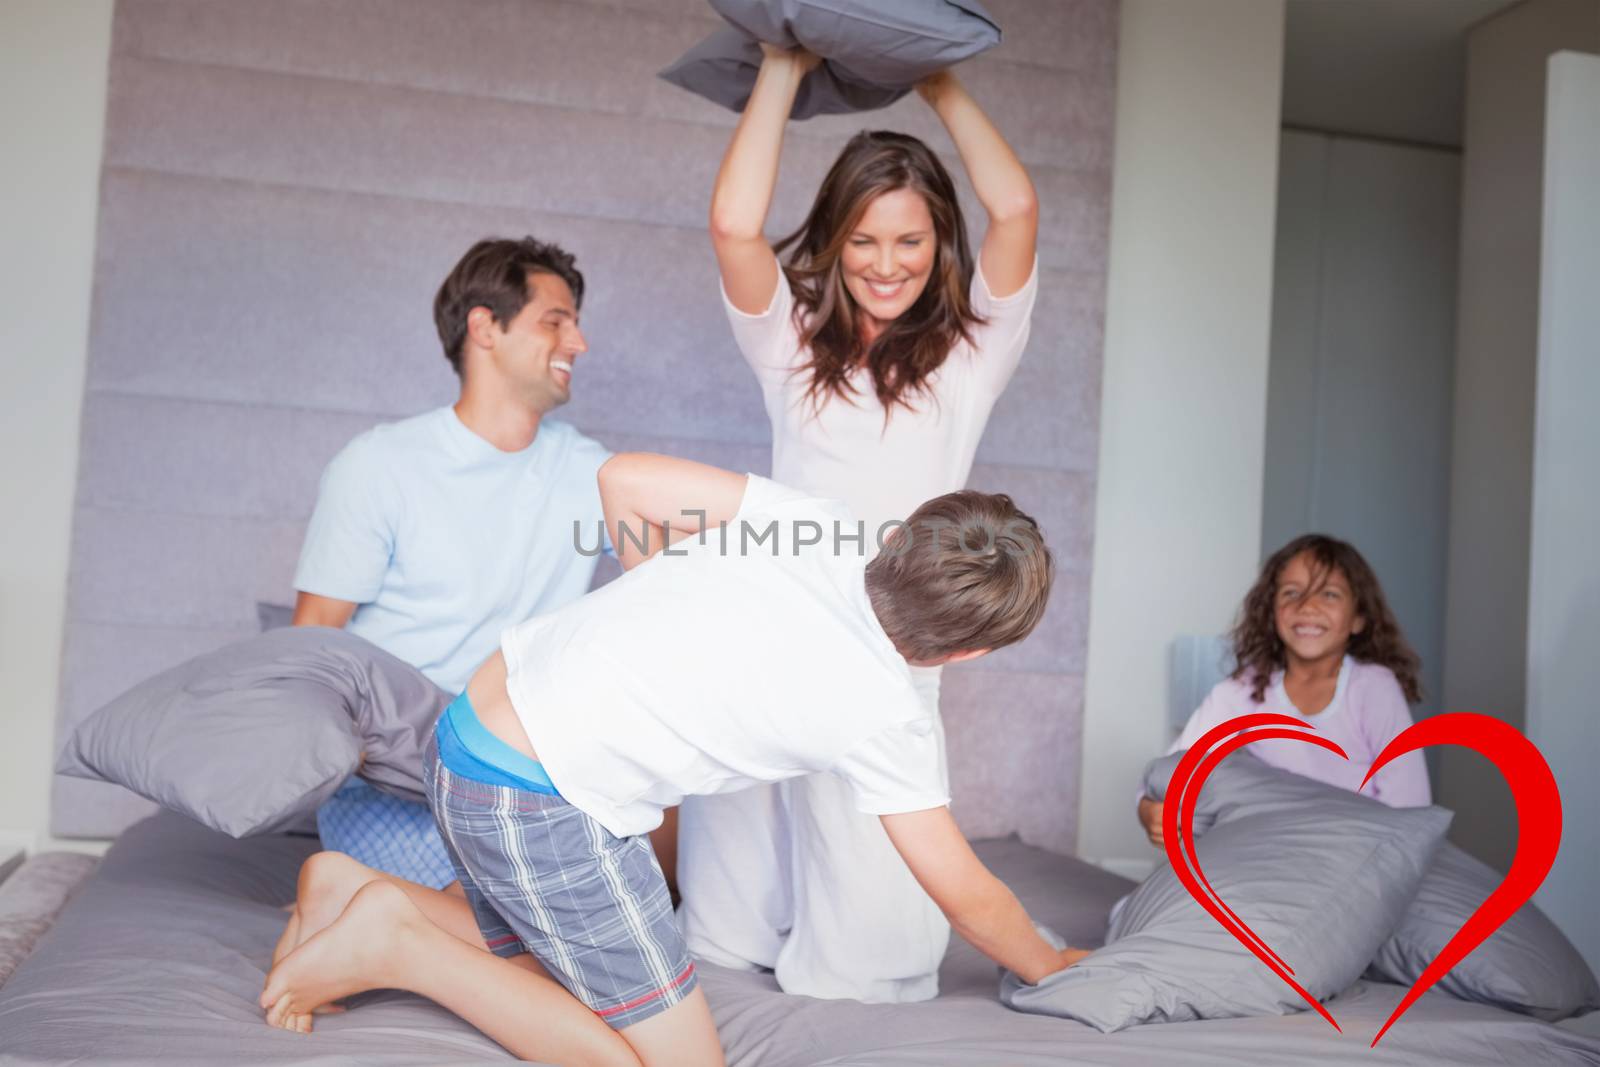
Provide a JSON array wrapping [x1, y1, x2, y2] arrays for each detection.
[[294, 406, 610, 693]]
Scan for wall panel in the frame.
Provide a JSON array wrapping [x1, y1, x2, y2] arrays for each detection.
[[55, 0, 1115, 842]]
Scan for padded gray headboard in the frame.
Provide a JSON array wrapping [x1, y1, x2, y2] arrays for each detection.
[[54, 0, 1116, 853]]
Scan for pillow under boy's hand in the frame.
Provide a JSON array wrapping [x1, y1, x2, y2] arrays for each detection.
[[1059, 947, 1092, 969]]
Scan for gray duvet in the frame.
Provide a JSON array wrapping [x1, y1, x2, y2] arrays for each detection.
[[1, 813, 1596, 1066]]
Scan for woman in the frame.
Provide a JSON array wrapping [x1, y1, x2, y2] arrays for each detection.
[[675, 44, 1040, 1004]]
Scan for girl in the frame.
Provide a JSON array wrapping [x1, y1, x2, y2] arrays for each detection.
[[677, 44, 1040, 1003], [1138, 534, 1432, 846]]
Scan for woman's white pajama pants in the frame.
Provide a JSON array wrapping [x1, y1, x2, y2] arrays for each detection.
[[675, 667, 950, 1003]]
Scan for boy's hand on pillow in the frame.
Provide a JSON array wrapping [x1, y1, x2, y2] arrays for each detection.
[[1060, 947, 1092, 968], [1137, 795, 1165, 846]]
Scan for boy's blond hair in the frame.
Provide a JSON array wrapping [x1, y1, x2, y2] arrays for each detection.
[[864, 491, 1053, 663]]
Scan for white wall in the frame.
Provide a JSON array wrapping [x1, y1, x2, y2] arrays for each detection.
[[1442, 0, 1598, 873], [1527, 48, 1600, 979], [0, 0, 115, 855], [1078, 0, 1286, 875], [1263, 130, 1460, 733], [1280, 0, 1513, 148]]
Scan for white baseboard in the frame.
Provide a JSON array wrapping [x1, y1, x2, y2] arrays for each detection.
[[0, 826, 112, 860], [0, 828, 37, 858]]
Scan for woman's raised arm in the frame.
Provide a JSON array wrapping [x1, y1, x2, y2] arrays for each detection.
[[917, 70, 1038, 298], [709, 45, 819, 314]]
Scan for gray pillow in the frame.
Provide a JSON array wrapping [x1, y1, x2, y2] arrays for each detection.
[[1002, 751, 1451, 1030], [56, 627, 450, 837], [659, 0, 1001, 120], [1369, 841, 1600, 1021]]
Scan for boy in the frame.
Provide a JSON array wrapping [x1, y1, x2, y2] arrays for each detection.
[[262, 453, 1088, 1067]]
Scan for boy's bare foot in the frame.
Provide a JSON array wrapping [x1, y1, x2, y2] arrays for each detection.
[[288, 852, 387, 954], [269, 908, 344, 1024], [271, 908, 301, 967], [260, 880, 419, 1033], [269, 852, 383, 1020]]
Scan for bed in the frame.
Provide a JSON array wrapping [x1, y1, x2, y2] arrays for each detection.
[[1, 812, 1595, 1066]]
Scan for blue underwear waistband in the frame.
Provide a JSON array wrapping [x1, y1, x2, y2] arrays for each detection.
[[435, 691, 559, 796]]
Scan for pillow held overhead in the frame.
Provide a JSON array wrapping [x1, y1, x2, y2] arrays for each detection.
[[56, 627, 450, 838], [660, 0, 1002, 120]]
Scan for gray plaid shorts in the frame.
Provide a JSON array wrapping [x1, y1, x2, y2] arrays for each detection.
[[422, 730, 697, 1029]]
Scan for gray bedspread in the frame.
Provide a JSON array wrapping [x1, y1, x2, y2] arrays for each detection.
[[1, 812, 1596, 1065]]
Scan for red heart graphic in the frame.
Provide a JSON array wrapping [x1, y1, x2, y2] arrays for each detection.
[[1161, 712, 1563, 1048], [1359, 714, 1562, 1046]]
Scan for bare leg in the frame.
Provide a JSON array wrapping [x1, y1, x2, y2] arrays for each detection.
[[276, 851, 490, 961], [271, 907, 301, 966], [262, 881, 642, 1067], [617, 987, 725, 1067], [269, 851, 554, 1030]]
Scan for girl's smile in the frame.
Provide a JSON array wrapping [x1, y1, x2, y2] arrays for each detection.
[[1274, 551, 1365, 667]]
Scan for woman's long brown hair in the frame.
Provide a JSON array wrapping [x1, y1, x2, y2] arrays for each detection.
[[774, 130, 984, 417], [1230, 534, 1423, 704]]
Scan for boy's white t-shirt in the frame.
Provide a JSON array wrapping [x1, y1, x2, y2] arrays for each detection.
[[294, 407, 610, 693], [500, 475, 948, 839], [725, 257, 1039, 538]]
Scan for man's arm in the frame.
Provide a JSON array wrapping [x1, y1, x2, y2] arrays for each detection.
[[597, 453, 749, 571], [290, 591, 358, 630], [292, 436, 391, 622], [880, 807, 1088, 983]]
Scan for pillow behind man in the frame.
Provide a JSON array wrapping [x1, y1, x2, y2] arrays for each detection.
[[57, 627, 449, 838], [660, 0, 1001, 119], [1002, 751, 1451, 1031]]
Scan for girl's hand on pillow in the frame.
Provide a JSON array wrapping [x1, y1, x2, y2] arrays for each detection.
[[1138, 795, 1165, 847]]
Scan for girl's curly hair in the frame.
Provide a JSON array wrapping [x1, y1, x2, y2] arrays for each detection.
[[1230, 534, 1422, 704]]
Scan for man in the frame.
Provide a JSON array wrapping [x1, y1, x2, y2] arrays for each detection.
[[292, 237, 610, 882]]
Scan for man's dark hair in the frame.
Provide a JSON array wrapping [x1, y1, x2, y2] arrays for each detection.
[[433, 237, 585, 376]]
